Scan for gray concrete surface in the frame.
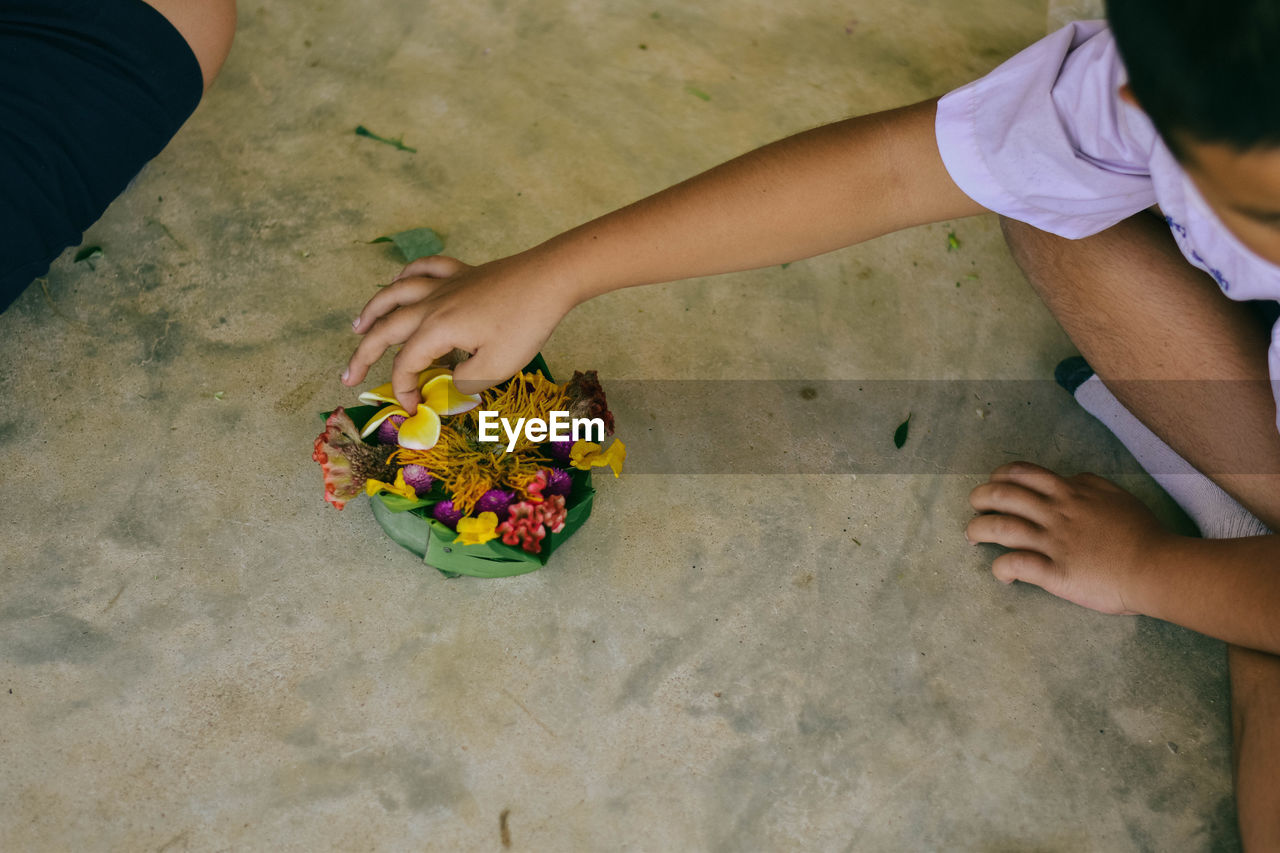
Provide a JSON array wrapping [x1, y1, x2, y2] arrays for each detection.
[[0, 0, 1240, 850]]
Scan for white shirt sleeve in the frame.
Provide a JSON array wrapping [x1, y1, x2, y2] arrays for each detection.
[[935, 21, 1160, 239]]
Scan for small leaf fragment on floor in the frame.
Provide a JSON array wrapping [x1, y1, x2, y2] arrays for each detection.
[[74, 245, 104, 270], [947, 230, 961, 251], [354, 124, 417, 152], [894, 413, 911, 448], [685, 86, 711, 101], [499, 809, 511, 848], [369, 228, 445, 263], [214, 391, 226, 400]]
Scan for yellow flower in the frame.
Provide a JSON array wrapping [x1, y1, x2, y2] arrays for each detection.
[[357, 369, 481, 451], [396, 404, 442, 451], [365, 468, 420, 501], [421, 373, 482, 416], [357, 368, 449, 406], [358, 403, 409, 439], [454, 512, 499, 546], [569, 439, 626, 477]]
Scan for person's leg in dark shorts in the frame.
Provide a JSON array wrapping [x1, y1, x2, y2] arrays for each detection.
[[0, 0, 235, 312]]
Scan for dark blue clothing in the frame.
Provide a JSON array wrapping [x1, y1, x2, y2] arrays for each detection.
[[0, 0, 202, 310]]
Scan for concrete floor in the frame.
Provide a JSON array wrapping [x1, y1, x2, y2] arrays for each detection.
[[0, 0, 1242, 850]]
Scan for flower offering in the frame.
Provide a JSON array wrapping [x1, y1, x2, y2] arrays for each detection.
[[313, 355, 623, 577]]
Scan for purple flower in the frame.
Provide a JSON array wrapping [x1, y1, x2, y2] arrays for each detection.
[[548, 439, 574, 461], [432, 500, 464, 529], [401, 464, 434, 496], [545, 467, 573, 496], [376, 414, 407, 445], [475, 489, 515, 520]]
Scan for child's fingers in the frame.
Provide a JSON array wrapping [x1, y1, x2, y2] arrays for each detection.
[[393, 255, 471, 284], [965, 512, 1045, 552], [343, 307, 426, 386], [968, 480, 1053, 526], [990, 550, 1056, 589], [352, 277, 443, 333], [390, 326, 458, 410], [986, 461, 1067, 497]]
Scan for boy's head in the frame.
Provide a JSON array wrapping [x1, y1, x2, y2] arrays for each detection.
[[1108, 0, 1279, 159], [1108, 0, 1280, 264]]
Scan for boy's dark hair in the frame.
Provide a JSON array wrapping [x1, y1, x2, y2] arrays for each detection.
[[1107, 0, 1280, 160]]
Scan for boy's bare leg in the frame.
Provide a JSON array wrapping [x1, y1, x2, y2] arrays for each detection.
[[1001, 213, 1280, 847], [1230, 645, 1280, 849]]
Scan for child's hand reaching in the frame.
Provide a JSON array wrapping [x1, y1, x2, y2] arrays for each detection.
[[965, 462, 1172, 616], [342, 252, 579, 409]]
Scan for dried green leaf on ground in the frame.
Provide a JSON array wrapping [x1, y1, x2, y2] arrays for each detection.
[[370, 228, 445, 263], [355, 125, 417, 152], [894, 414, 911, 448], [73, 245, 103, 267]]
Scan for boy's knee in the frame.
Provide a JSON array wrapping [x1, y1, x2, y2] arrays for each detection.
[[999, 217, 1066, 276], [998, 217, 1075, 299], [998, 216, 1037, 246], [1230, 646, 1280, 714]]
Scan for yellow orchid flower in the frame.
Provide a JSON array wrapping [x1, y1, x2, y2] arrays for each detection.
[[454, 511, 499, 546], [365, 468, 419, 501], [569, 439, 626, 477]]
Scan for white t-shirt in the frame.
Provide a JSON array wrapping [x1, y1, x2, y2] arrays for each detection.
[[935, 20, 1280, 432]]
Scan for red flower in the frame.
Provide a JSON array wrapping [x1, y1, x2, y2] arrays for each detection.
[[497, 500, 551, 553], [541, 494, 567, 533], [524, 469, 548, 503], [312, 407, 397, 510]]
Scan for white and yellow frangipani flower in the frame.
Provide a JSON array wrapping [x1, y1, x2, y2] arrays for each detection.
[[356, 367, 450, 406], [396, 404, 442, 450], [358, 403, 409, 439], [420, 373, 482, 416], [356, 370, 482, 451]]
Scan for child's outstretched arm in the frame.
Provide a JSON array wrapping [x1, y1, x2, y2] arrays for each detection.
[[343, 98, 985, 406]]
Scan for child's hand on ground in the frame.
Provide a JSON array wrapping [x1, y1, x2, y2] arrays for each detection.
[[966, 462, 1172, 615], [342, 253, 577, 409]]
